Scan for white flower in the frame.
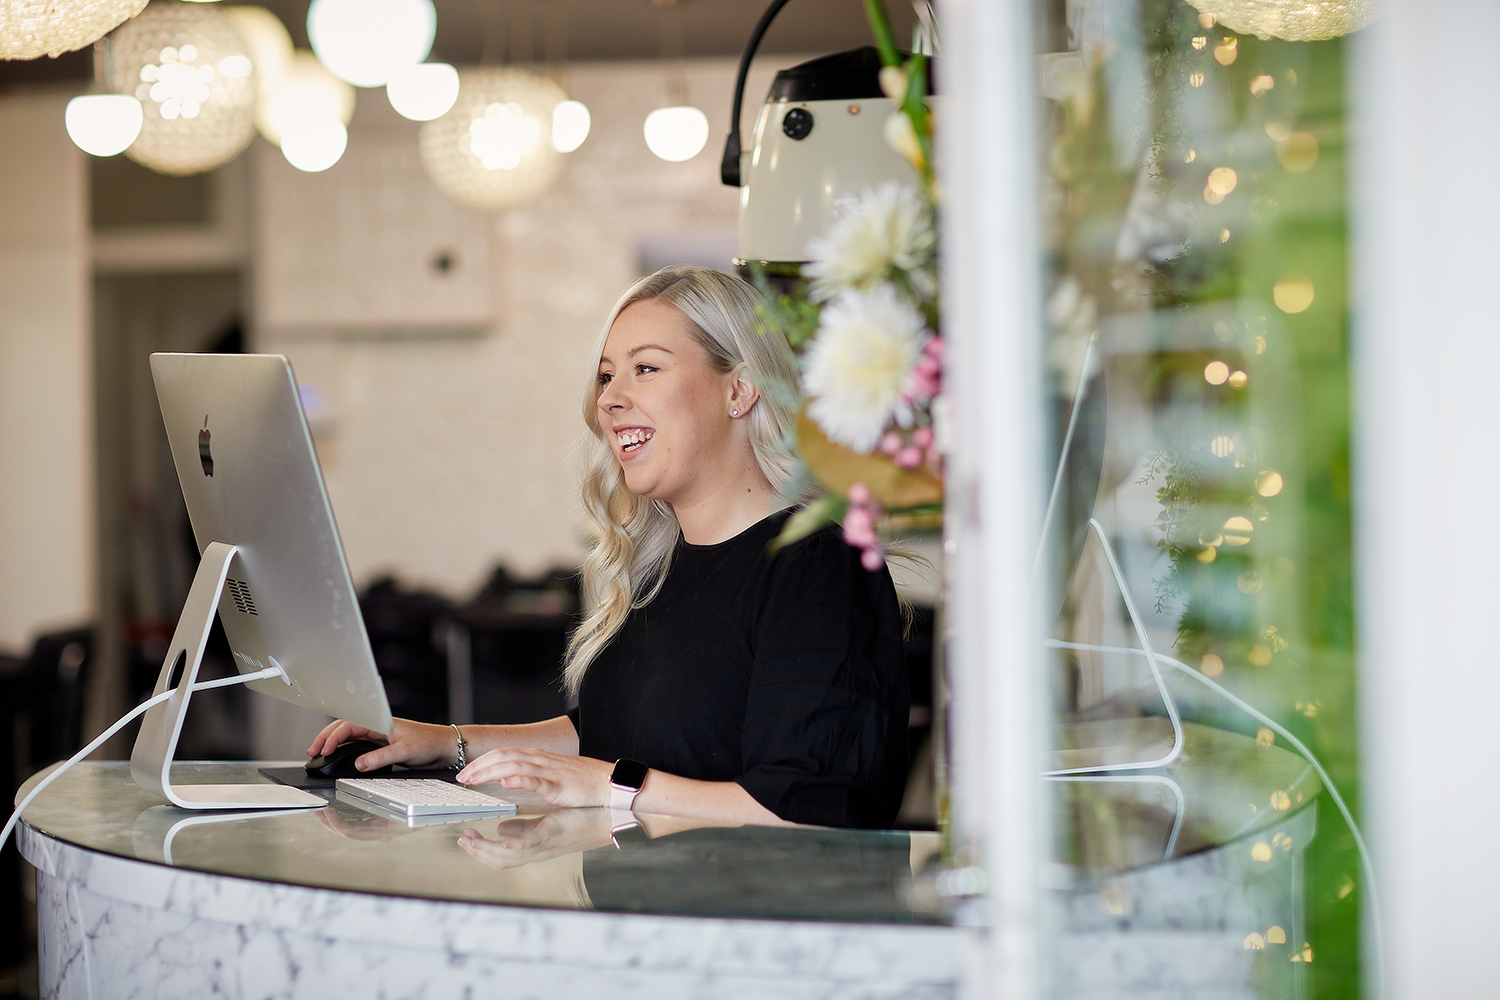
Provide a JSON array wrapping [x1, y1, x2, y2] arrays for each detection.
[[803, 284, 930, 453], [804, 181, 936, 302]]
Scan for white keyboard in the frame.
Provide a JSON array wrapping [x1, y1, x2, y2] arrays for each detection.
[[336, 778, 518, 818]]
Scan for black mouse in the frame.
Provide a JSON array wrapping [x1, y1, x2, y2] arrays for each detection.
[[305, 738, 392, 778]]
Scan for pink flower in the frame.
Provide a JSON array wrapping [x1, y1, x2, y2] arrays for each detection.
[[896, 446, 923, 469], [847, 482, 872, 506], [860, 546, 886, 571], [843, 508, 876, 548], [912, 426, 934, 449], [879, 431, 904, 456]]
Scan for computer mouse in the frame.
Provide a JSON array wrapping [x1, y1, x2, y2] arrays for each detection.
[[305, 738, 393, 778]]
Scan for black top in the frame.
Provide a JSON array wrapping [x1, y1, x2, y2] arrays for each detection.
[[570, 510, 909, 829]]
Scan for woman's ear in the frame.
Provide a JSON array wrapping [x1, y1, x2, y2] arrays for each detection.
[[727, 370, 760, 418]]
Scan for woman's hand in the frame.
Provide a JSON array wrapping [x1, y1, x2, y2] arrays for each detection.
[[457, 810, 614, 869], [456, 747, 614, 808], [308, 717, 459, 771]]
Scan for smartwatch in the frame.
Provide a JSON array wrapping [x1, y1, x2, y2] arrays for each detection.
[[609, 758, 649, 812], [610, 818, 649, 849]]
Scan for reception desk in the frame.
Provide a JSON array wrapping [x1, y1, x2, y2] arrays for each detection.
[[16, 722, 1320, 998]]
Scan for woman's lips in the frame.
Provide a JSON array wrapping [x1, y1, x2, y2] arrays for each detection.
[[615, 426, 654, 459]]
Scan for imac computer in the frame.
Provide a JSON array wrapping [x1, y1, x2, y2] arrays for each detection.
[[132, 352, 393, 810]]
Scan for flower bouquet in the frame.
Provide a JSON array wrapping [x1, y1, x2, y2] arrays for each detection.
[[759, 2, 942, 566]]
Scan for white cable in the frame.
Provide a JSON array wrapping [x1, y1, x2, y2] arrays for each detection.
[[2, 665, 289, 854], [1045, 637, 1383, 986], [1043, 520, 1185, 775], [1043, 772, 1186, 859], [1032, 334, 1097, 581]]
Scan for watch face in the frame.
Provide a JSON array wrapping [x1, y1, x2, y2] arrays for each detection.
[[611, 758, 649, 790]]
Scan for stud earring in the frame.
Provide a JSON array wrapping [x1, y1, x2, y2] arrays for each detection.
[[731, 408, 739, 417]]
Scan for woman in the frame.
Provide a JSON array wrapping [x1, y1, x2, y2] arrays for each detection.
[[310, 266, 909, 829]]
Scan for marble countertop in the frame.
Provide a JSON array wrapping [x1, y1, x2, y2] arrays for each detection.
[[14, 720, 1317, 922], [16, 761, 944, 925]]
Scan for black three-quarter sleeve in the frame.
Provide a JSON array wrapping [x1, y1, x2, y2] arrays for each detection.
[[735, 528, 909, 828]]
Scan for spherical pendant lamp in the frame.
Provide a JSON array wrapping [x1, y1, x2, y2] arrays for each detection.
[[259, 50, 354, 147], [105, 1, 257, 176], [0, 0, 147, 61], [1185, 0, 1374, 40], [418, 67, 567, 212], [307, 0, 434, 88], [224, 5, 293, 142]]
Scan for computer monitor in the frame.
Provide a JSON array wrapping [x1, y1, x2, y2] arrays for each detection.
[[131, 352, 393, 810]]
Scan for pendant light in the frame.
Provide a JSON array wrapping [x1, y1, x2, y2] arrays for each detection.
[[0, 0, 146, 60], [64, 94, 142, 156], [645, 0, 708, 162], [105, 1, 257, 176], [307, 0, 435, 88], [418, 66, 566, 211], [1184, 0, 1374, 40]]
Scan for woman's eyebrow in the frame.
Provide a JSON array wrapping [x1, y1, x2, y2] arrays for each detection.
[[628, 343, 674, 357]]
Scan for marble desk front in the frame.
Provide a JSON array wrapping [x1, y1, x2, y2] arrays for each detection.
[[16, 762, 959, 999], [15, 720, 1322, 999]]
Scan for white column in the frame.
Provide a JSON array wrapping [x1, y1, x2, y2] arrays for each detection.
[[940, 0, 1045, 997], [0, 92, 94, 652], [1350, 2, 1500, 996]]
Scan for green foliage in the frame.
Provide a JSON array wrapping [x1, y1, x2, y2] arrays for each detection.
[[1043, 6, 1360, 995]]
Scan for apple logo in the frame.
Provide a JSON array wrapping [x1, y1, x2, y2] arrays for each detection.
[[198, 415, 214, 477]]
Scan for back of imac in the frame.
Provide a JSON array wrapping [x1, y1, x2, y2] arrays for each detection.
[[136, 353, 392, 808]]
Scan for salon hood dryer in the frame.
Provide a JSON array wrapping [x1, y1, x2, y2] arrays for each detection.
[[721, 4, 927, 279]]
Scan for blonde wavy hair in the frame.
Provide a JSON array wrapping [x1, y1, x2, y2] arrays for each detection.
[[562, 265, 813, 695]]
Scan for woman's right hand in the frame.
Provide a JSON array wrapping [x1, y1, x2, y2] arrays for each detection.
[[307, 717, 459, 771]]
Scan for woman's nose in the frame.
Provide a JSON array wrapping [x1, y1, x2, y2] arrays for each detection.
[[598, 379, 626, 412]]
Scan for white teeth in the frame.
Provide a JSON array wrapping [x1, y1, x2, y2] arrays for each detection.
[[617, 429, 653, 451]]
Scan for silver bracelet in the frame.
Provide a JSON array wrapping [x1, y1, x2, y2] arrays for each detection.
[[450, 724, 466, 770]]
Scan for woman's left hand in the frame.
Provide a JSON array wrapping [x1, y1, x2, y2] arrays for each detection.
[[458, 810, 614, 870], [456, 748, 614, 808]]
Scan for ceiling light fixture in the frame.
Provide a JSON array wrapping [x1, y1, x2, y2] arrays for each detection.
[[644, 105, 708, 162], [104, 1, 257, 176], [260, 51, 354, 146], [386, 61, 460, 121], [644, 0, 707, 163], [1183, 0, 1373, 40], [224, 5, 293, 142], [551, 98, 590, 152], [279, 118, 347, 172], [419, 66, 566, 211], [306, 0, 435, 88], [64, 94, 142, 156], [0, 0, 147, 60]]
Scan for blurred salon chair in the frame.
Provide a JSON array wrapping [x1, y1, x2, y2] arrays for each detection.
[[359, 578, 455, 725], [445, 567, 578, 727]]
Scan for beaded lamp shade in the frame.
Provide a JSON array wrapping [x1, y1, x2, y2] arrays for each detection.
[[419, 67, 566, 212], [106, 2, 256, 176], [1185, 0, 1375, 40], [0, 0, 147, 61]]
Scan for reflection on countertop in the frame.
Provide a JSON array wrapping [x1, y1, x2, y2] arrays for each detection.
[[17, 718, 1318, 925], [22, 760, 934, 924]]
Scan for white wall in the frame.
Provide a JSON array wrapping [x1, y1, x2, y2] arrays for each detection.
[[1352, 1, 1500, 995], [258, 56, 796, 598], [0, 92, 95, 654]]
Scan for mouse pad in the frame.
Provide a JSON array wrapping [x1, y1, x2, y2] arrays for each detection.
[[259, 766, 462, 790]]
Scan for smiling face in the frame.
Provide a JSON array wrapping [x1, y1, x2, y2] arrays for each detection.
[[595, 299, 748, 507]]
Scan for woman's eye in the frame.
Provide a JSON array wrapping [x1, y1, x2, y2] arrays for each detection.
[[635, 364, 658, 375], [596, 371, 613, 387]]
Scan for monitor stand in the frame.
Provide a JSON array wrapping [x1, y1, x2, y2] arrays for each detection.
[[130, 541, 325, 810]]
